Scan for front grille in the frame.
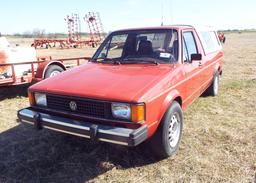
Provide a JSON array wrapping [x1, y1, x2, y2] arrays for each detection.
[[47, 94, 109, 118]]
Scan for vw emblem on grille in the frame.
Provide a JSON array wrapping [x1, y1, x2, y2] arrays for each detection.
[[69, 101, 77, 111]]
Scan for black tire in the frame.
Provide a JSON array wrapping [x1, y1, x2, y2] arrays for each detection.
[[44, 65, 64, 79], [149, 101, 183, 159], [205, 71, 220, 96]]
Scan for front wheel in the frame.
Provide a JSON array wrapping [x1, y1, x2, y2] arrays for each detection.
[[149, 101, 183, 159]]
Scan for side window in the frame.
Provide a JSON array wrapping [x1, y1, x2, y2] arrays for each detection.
[[183, 31, 198, 62], [200, 31, 220, 54]]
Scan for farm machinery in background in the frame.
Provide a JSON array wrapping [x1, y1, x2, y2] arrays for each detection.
[[218, 32, 226, 43], [32, 12, 104, 49]]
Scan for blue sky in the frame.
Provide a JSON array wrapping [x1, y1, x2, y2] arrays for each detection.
[[0, 0, 255, 34]]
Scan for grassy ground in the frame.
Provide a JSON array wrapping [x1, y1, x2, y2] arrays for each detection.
[[0, 33, 255, 183]]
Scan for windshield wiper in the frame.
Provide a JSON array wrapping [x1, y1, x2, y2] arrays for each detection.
[[122, 57, 159, 65], [92, 57, 160, 65], [90, 58, 121, 65]]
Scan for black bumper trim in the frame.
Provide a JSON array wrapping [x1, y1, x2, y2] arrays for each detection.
[[17, 108, 148, 146]]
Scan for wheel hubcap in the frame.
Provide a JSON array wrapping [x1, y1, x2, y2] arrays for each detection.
[[168, 113, 181, 147], [49, 70, 61, 77]]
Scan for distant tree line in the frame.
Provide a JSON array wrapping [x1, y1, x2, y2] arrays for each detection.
[[218, 29, 256, 33], [3, 28, 107, 39]]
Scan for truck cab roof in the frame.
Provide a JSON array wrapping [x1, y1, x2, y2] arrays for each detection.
[[115, 25, 218, 33]]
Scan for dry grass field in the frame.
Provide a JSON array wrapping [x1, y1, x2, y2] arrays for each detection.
[[0, 33, 255, 183]]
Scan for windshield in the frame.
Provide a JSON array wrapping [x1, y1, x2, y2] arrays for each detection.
[[92, 29, 179, 64]]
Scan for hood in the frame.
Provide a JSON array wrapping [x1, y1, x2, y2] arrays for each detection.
[[31, 62, 175, 102]]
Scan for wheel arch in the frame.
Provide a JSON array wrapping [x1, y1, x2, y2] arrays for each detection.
[[215, 62, 222, 76], [35, 60, 66, 79], [158, 89, 183, 125], [218, 66, 222, 76]]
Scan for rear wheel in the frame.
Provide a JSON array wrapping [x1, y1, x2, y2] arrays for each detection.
[[206, 71, 220, 96], [44, 65, 64, 79], [149, 101, 183, 159]]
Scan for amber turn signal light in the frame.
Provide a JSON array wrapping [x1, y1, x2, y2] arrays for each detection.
[[28, 91, 35, 106], [131, 104, 145, 122]]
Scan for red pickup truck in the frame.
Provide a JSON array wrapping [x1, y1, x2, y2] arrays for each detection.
[[18, 25, 223, 158]]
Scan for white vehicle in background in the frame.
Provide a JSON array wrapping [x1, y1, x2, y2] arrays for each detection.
[[0, 37, 37, 79]]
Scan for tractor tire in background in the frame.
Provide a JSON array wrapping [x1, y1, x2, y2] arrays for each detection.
[[44, 65, 64, 79]]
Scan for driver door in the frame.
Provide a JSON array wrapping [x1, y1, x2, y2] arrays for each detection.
[[182, 30, 203, 106]]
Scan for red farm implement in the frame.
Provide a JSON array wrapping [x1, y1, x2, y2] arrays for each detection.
[[0, 57, 91, 86], [32, 12, 104, 49]]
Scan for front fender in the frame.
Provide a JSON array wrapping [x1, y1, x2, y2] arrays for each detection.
[[158, 89, 181, 123], [147, 89, 182, 138]]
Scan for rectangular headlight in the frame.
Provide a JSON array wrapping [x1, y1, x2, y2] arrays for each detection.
[[34, 92, 47, 107], [111, 103, 131, 120]]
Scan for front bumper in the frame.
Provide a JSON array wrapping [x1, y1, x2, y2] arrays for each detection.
[[17, 108, 148, 146]]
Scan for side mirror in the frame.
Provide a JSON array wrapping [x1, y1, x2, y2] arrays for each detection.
[[191, 53, 202, 61]]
